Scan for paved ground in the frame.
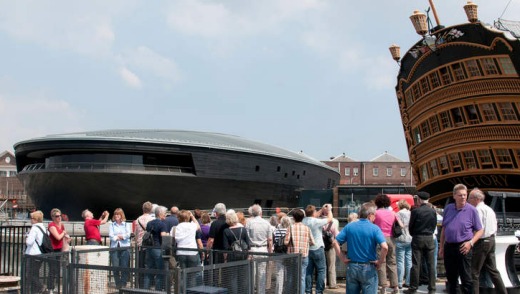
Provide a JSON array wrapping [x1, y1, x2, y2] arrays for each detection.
[[323, 279, 448, 293]]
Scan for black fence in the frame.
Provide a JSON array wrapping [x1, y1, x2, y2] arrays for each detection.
[[21, 246, 301, 294]]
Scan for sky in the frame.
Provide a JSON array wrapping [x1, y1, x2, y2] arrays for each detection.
[[1, 0, 519, 162]]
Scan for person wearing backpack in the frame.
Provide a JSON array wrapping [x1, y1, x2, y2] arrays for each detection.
[[223, 210, 251, 293], [273, 216, 291, 294], [321, 204, 340, 290], [25, 210, 46, 293]]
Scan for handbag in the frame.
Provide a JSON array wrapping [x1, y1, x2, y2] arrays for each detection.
[[392, 218, 403, 238]]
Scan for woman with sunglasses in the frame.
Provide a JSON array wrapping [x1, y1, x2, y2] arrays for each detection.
[[48, 208, 69, 293]]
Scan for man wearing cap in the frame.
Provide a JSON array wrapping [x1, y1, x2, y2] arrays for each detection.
[[405, 191, 437, 294], [468, 188, 506, 294], [440, 184, 483, 294]]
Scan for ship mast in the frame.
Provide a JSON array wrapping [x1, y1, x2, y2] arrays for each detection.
[[428, 0, 441, 28]]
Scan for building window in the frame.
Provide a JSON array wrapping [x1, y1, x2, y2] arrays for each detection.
[[345, 168, 350, 176], [429, 116, 440, 134], [430, 159, 439, 177], [498, 56, 517, 75], [497, 102, 517, 120], [439, 111, 452, 129], [477, 149, 494, 169], [400, 167, 407, 177], [482, 57, 499, 75], [463, 151, 478, 169], [353, 168, 359, 176], [386, 168, 392, 177], [373, 168, 379, 177], [465, 59, 482, 77], [495, 149, 514, 168], [481, 103, 498, 121]]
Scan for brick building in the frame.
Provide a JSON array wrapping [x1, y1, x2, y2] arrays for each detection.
[[0, 150, 31, 218], [322, 151, 417, 186]]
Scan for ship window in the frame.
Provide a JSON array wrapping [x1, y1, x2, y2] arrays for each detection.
[[420, 121, 430, 138], [303, 170, 306, 176], [386, 167, 392, 177], [284, 173, 288, 178], [463, 151, 478, 169], [400, 167, 407, 177], [497, 102, 517, 120], [440, 67, 452, 85], [451, 108, 465, 127], [429, 72, 441, 88], [373, 167, 379, 177], [482, 58, 499, 75], [439, 111, 452, 129], [413, 127, 422, 144], [255, 165, 260, 172], [276, 166, 281, 172], [464, 105, 480, 124], [430, 159, 439, 177], [449, 153, 462, 172], [405, 89, 414, 107], [451, 63, 467, 81], [420, 78, 430, 94], [480, 103, 498, 121], [495, 149, 514, 168], [498, 57, 517, 75], [429, 116, 440, 134], [420, 164, 429, 181], [515, 150, 520, 166], [297, 175, 300, 179], [412, 84, 421, 100], [477, 149, 494, 169], [292, 170, 296, 176], [465, 59, 482, 77], [439, 156, 449, 174]]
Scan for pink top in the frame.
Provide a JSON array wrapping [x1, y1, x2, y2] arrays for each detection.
[[374, 208, 396, 237]]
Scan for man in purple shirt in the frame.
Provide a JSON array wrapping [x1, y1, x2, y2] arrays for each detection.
[[439, 184, 483, 294]]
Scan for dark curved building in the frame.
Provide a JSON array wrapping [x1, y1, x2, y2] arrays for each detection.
[[14, 129, 339, 220], [391, 2, 520, 204]]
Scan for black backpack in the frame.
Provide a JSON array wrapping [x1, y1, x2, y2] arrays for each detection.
[[35, 225, 54, 254], [139, 220, 154, 247], [273, 228, 288, 254], [230, 228, 247, 252], [322, 222, 334, 251]]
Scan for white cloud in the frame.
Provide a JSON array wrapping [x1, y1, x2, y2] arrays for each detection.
[[0, 82, 84, 153], [119, 67, 142, 89], [117, 46, 182, 87]]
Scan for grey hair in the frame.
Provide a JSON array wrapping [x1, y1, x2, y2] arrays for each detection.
[[470, 188, 485, 201], [225, 209, 239, 226], [155, 206, 167, 218], [251, 204, 262, 217], [279, 216, 291, 228], [453, 183, 468, 195], [214, 203, 226, 215], [358, 202, 376, 219]]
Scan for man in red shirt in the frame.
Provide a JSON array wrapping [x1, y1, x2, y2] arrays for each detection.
[[82, 209, 109, 245]]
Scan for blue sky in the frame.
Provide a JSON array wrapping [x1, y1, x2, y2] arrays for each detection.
[[1, 0, 518, 162]]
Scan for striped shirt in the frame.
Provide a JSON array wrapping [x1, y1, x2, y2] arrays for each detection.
[[285, 222, 314, 257]]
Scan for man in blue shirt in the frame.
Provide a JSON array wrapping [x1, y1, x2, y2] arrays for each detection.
[[333, 202, 388, 294]]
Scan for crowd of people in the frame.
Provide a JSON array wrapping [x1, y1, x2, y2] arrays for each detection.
[[24, 182, 508, 294]]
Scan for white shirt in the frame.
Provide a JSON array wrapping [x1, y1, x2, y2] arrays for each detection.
[[174, 222, 199, 256], [476, 201, 498, 238], [26, 223, 45, 255]]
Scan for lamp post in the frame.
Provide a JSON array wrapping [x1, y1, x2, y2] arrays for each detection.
[[464, 1, 479, 23]]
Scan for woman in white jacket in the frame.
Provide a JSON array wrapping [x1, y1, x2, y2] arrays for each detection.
[[25, 210, 45, 293]]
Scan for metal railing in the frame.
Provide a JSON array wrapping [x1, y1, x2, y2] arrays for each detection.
[[21, 246, 301, 294]]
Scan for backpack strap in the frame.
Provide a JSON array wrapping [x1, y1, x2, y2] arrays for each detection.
[[325, 221, 333, 232], [138, 219, 146, 230], [34, 225, 46, 248]]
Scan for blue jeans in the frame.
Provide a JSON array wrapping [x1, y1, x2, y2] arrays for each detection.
[[305, 247, 326, 294], [301, 256, 309, 294], [143, 248, 164, 290], [395, 241, 412, 286], [177, 254, 202, 288], [110, 248, 130, 288], [346, 263, 378, 294]]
